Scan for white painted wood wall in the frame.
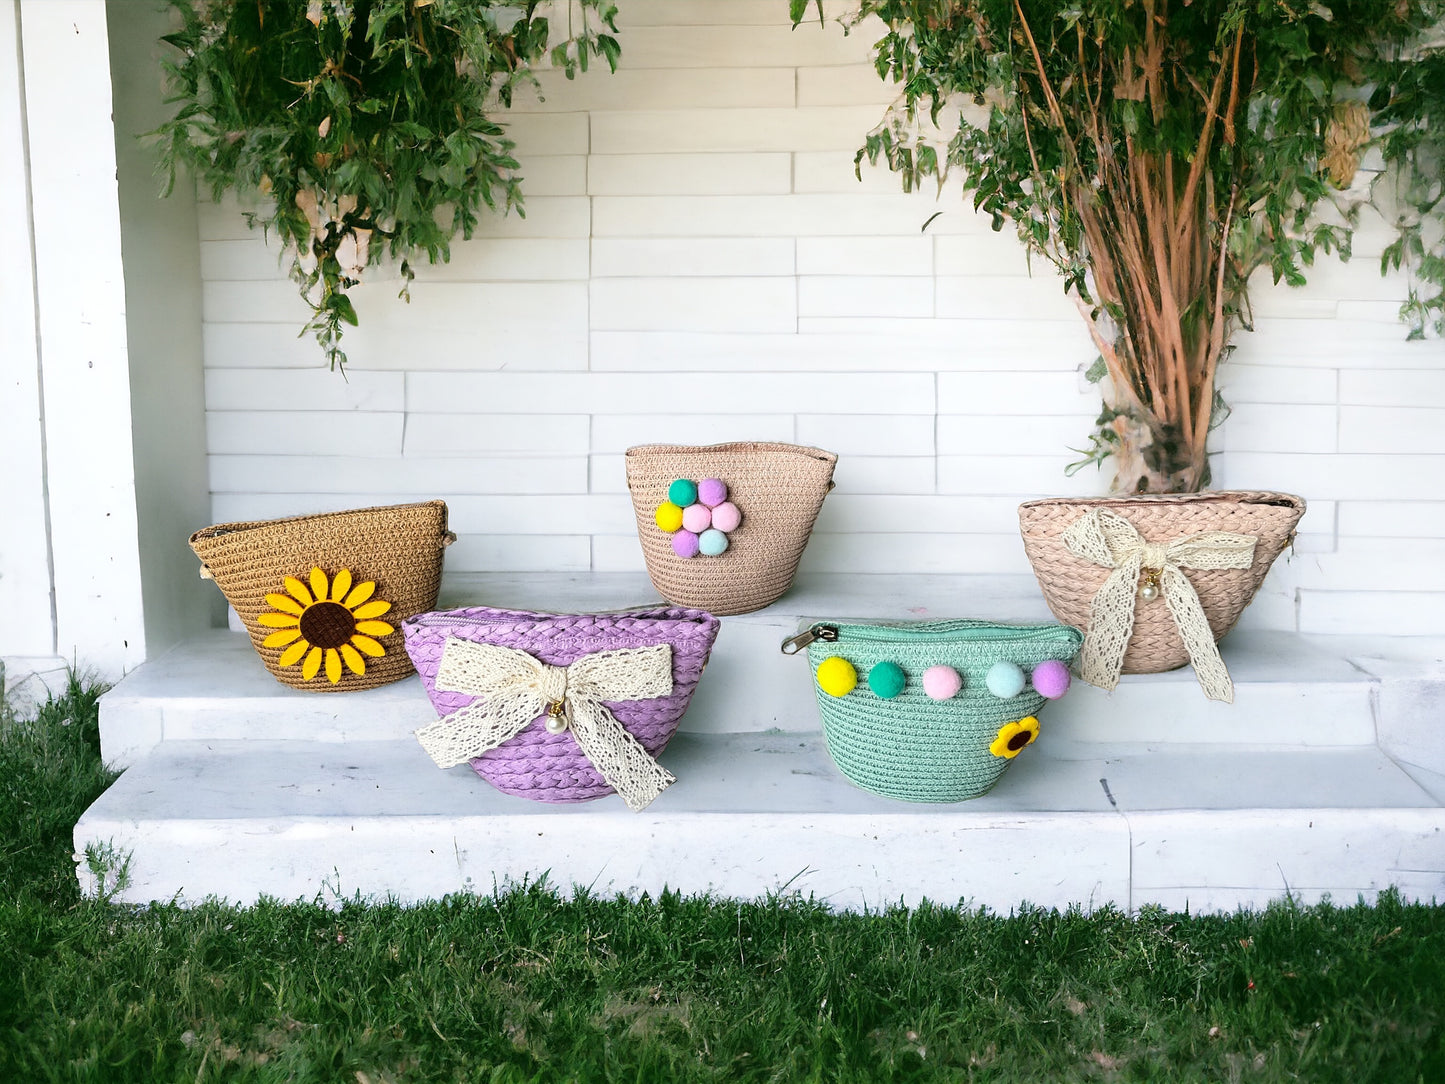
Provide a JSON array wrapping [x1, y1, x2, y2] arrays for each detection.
[[181, 1, 1445, 637]]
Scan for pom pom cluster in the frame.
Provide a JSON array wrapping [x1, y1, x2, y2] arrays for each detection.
[[816, 656, 1072, 702], [655, 477, 742, 559]]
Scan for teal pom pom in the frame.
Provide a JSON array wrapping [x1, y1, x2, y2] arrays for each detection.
[[985, 660, 1026, 698], [668, 479, 698, 507], [868, 661, 907, 699]]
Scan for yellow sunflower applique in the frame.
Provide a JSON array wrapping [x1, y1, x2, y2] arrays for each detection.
[[989, 716, 1041, 760], [256, 567, 395, 684]]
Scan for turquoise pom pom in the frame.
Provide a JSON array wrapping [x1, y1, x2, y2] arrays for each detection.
[[668, 479, 698, 507], [867, 661, 907, 699], [698, 528, 729, 556], [985, 660, 1026, 699]]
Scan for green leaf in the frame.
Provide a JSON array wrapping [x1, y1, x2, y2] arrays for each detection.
[[332, 292, 359, 327]]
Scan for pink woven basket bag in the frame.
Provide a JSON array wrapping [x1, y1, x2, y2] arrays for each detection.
[[403, 605, 720, 808]]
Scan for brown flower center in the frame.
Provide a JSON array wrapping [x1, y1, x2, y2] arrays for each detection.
[[1007, 730, 1032, 752], [299, 601, 356, 649]]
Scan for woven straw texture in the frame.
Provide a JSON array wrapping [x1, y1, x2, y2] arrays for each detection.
[[190, 500, 452, 692], [805, 620, 1083, 803], [404, 605, 720, 802], [1018, 491, 1305, 674], [626, 442, 837, 616]]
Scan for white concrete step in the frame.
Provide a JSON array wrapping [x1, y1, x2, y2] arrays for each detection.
[[74, 733, 1445, 913], [102, 573, 1381, 766], [80, 573, 1445, 912]]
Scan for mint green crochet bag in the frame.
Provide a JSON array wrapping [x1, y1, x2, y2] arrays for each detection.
[[784, 619, 1084, 802]]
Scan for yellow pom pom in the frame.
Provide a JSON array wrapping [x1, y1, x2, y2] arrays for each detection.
[[816, 656, 858, 698], [654, 501, 684, 532]]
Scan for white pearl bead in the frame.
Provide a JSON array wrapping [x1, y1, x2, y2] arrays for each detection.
[[544, 710, 569, 734], [1139, 582, 1160, 602]]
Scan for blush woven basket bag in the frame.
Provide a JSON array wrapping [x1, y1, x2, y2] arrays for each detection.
[[787, 619, 1084, 802], [190, 500, 453, 692], [404, 605, 720, 810], [1018, 491, 1305, 689], [625, 442, 837, 616]]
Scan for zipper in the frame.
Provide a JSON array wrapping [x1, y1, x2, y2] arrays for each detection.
[[407, 605, 704, 629], [782, 620, 1073, 654], [779, 624, 839, 654], [406, 613, 508, 628]]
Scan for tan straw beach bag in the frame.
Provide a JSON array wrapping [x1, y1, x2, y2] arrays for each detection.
[[190, 500, 454, 691], [1018, 491, 1305, 702], [626, 442, 837, 616]]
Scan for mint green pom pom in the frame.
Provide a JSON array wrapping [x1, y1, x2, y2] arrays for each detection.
[[868, 661, 907, 699], [698, 528, 729, 556], [986, 660, 1026, 698], [668, 479, 698, 507]]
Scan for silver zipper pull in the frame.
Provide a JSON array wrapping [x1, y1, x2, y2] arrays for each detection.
[[780, 624, 839, 655]]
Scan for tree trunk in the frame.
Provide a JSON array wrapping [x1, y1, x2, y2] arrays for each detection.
[[1105, 403, 1210, 495]]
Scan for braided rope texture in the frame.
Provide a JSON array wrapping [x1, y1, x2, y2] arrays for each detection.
[[189, 501, 451, 692], [1018, 492, 1305, 674], [403, 606, 721, 802], [806, 621, 1083, 803], [625, 442, 837, 616]]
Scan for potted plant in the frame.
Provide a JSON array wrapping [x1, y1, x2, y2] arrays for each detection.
[[792, 1, 1443, 696], [155, 0, 620, 370], [795, 0, 1443, 494]]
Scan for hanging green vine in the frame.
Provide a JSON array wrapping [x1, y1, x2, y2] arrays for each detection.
[[1375, 29, 1445, 338], [155, 0, 619, 370]]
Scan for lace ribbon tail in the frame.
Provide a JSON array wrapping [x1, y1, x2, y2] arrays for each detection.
[[1078, 558, 1143, 692], [415, 699, 537, 768], [1161, 566, 1235, 703], [568, 699, 676, 813]]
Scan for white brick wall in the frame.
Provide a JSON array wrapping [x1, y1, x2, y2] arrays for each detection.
[[197, 1, 1445, 634]]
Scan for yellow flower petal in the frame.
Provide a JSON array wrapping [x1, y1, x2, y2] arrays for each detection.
[[343, 580, 376, 609], [302, 645, 323, 680], [325, 648, 342, 684], [258, 613, 301, 628], [330, 568, 353, 602], [989, 717, 1040, 760], [310, 567, 330, 602], [265, 593, 304, 616], [263, 628, 301, 648], [354, 620, 394, 637], [351, 599, 392, 620], [285, 576, 314, 606], [279, 639, 310, 667], [350, 634, 385, 658], [339, 643, 366, 675]]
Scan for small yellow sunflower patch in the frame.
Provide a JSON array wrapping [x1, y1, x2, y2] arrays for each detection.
[[989, 716, 1041, 760], [257, 567, 395, 684]]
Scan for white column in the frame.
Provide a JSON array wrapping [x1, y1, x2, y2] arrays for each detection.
[[17, 0, 146, 678], [0, 0, 63, 702]]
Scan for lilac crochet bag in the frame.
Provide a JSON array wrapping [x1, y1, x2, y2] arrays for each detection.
[[403, 605, 720, 809]]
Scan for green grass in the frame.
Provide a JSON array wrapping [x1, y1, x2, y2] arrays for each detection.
[[2, 681, 1444, 1082]]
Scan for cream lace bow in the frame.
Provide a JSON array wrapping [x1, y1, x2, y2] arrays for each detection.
[[1062, 509, 1257, 703], [414, 637, 677, 811]]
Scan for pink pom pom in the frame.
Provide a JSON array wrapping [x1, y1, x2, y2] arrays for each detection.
[[681, 503, 712, 533], [671, 530, 700, 558], [1031, 659, 1071, 699], [922, 665, 962, 700], [711, 501, 742, 532], [698, 478, 728, 507]]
